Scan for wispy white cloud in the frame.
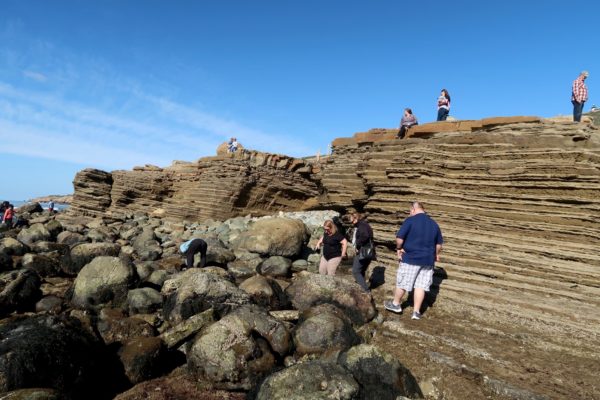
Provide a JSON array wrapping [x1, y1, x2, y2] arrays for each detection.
[[22, 70, 47, 82]]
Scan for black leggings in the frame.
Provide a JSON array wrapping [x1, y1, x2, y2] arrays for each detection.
[[185, 239, 207, 268]]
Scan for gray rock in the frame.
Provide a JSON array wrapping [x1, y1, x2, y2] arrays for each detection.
[[0, 269, 42, 317], [159, 308, 214, 349], [233, 217, 308, 257], [134, 261, 155, 281], [161, 268, 251, 324], [339, 344, 423, 400], [146, 269, 169, 289], [226, 260, 256, 281], [0, 237, 29, 256], [293, 304, 360, 356], [56, 230, 86, 246], [258, 255, 292, 278], [44, 220, 63, 240], [187, 304, 291, 390], [0, 388, 60, 399], [291, 259, 309, 272], [86, 227, 118, 243], [67, 242, 121, 274], [71, 256, 136, 309], [120, 226, 142, 241], [35, 295, 63, 314], [256, 360, 359, 400], [285, 272, 376, 326], [17, 223, 51, 245], [239, 274, 288, 310], [127, 287, 163, 314], [17, 202, 43, 214]]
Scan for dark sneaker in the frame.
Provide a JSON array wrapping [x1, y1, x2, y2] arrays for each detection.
[[384, 300, 402, 314], [411, 311, 422, 320]]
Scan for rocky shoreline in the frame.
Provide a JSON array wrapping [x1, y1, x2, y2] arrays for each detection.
[[0, 205, 422, 399], [27, 194, 73, 205]]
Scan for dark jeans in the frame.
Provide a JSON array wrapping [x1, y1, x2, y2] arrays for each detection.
[[185, 239, 207, 268], [352, 255, 372, 292], [572, 100, 585, 122], [437, 108, 449, 121], [398, 124, 416, 139]]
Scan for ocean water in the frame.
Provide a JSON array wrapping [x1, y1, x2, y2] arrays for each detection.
[[7, 200, 69, 211]]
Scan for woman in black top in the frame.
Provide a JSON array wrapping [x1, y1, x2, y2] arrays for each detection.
[[315, 219, 348, 275]]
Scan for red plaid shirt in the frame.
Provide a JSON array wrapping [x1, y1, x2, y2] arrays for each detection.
[[572, 77, 588, 103]]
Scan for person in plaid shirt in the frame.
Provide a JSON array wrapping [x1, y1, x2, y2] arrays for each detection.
[[572, 71, 589, 122]]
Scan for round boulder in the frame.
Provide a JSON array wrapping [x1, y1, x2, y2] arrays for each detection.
[[234, 218, 308, 257], [339, 344, 423, 399], [17, 223, 51, 245], [117, 337, 167, 385], [285, 272, 376, 326], [256, 360, 359, 400], [0, 237, 29, 256], [293, 304, 360, 356], [187, 304, 291, 390], [127, 287, 163, 315], [161, 268, 251, 324], [57, 231, 86, 246], [239, 274, 288, 310], [67, 242, 121, 274], [0, 269, 42, 318], [21, 253, 61, 277], [257, 255, 292, 278], [71, 256, 136, 309]]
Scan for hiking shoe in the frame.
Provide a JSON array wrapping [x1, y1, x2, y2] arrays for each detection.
[[411, 311, 422, 320], [384, 300, 402, 314]]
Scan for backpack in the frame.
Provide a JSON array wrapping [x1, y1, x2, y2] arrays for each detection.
[[332, 216, 347, 239]]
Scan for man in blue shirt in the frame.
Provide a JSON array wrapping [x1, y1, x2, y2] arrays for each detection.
[[384, 201, 443, 320]]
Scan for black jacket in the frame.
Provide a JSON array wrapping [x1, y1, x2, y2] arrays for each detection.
[[354, 219, 373, 249]]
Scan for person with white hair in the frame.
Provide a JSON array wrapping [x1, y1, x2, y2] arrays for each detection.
[[385, 201, 443, 320], [572, 71, 589, 122]]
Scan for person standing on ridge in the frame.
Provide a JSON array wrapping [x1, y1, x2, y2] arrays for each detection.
[[436, 89, 451, 121], [572, 71, 589, 122], [398, 108, 418, 139], [179, 238, 208, 270], [350, 212, 375, 293], [384, 201, 443, 320]]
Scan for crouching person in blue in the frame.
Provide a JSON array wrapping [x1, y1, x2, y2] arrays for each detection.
[[384, 201, 443, 320], [180, 238, 208, 270]]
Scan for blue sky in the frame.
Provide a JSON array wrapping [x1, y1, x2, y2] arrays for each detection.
[[1, 0, 598, 200]]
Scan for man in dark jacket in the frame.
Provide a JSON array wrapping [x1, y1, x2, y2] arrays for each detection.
[[350, 212, 374, 292], [179, 238, 208, 269]]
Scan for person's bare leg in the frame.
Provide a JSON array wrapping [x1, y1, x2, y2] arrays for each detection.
[[393, 287, 406, 305], [413, 288, 426, 313]]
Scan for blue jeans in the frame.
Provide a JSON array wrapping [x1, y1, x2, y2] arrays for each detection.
[[572, 100, 584, 122], [352, 255, 371, 292], [437, 108, 449, 121]]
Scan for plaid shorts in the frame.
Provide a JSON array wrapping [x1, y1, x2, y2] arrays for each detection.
[[396, 262, 434, 292]]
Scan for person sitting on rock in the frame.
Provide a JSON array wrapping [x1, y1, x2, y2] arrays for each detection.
[[314, 219, 348, 276], [398, 108, 418, 139], [179, 238, 208, 270], [227, 137, 239, 153]]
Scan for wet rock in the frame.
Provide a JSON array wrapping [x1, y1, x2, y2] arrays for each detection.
[[145, 269, 169, 289], [0, 252, 13, 271], [159, 308, 214, 349], [187, 304, 291, 390], [117, 336, 167, 385], [21, 253, 61, 277], [258, 256, 292, 278], [0, 314, 122, 399], [0, 237, 29, 256], [71, 256, 136, 309], [285, 272, 376, 325], [161, 268, 250, 324], [134, 261, 155, 281], [233, 218, 308, 257], [17, 223, 51, 245], [0, 388, 60, 399], [127, 287, 163, 314], [239, 274, 288, 310], [35, 295, 63, 314], [339, 344, 423, 400], [256, 360, 359, 400], [113, 369, 247, 400], [96, 308, 157, 345], [0, 269, 42, 318], [293, 304, 360, 356], [67, 242, 121, 274]]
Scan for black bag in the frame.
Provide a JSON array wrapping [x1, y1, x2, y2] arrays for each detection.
[[358, 241, 374, 261]]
